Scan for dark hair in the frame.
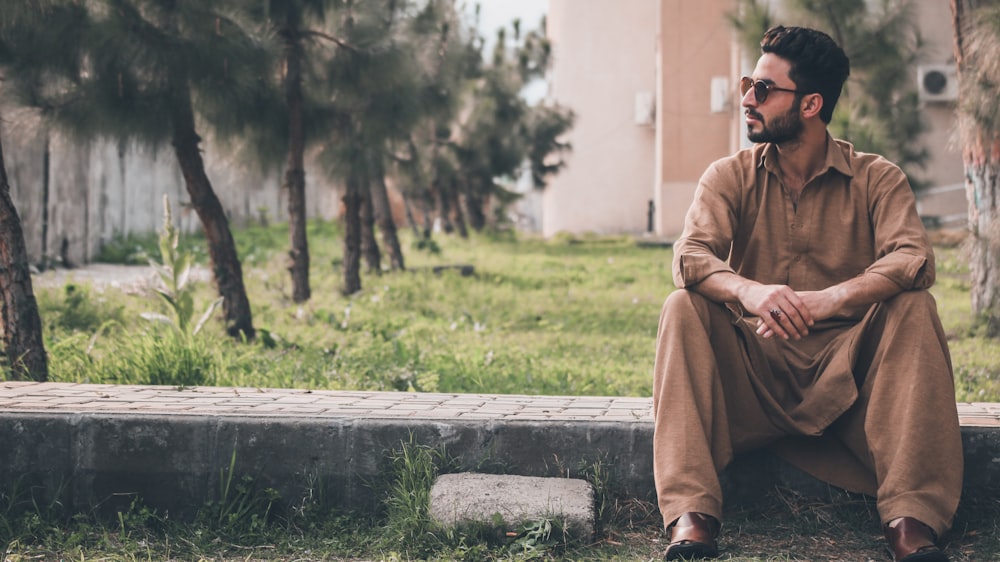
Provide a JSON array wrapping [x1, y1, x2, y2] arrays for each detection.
[[760, 26, 850, 123]]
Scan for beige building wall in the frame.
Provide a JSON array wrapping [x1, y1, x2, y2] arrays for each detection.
[[543, 0, 658, 238], [544, 0, 967, 238], [655, 0, 737, 237]]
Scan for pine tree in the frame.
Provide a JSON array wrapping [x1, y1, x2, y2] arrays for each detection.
[[35, 0, 268, 339]]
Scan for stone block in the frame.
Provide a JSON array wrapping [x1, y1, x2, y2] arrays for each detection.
[[429, 473, 595, 539]]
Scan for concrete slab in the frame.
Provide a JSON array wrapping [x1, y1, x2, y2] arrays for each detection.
[[430, 473, 595, 539]]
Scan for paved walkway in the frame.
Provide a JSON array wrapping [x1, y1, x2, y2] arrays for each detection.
[[1, 382, 997, 426]]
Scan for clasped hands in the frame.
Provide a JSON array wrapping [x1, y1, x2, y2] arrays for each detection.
[[742, 283, 841, 340]]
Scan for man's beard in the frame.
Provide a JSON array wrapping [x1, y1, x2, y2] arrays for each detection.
[[747, 98, 804, 144]]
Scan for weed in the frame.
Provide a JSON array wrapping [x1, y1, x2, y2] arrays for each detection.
[[508, 517, 568, 558], [143, 195, 223, 338], [198, 448, 279, 535], [381, 436, 444, 547], [101, 331, 214, 386]]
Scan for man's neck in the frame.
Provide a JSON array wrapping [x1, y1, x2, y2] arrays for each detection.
[[775, 129, 828, 190]]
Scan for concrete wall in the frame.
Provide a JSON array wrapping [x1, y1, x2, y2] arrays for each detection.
[[1, 115, 343, 265], [543, 0, 658, 238]]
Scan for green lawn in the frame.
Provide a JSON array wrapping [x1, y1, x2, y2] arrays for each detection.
[[34, 222, 999, 402]]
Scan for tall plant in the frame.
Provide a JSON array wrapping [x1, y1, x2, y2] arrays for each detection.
[[143, 196, 223, 339]]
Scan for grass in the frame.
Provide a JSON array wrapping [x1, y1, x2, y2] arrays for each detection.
[[9, 222, 1000, 560], [32, 222, 998, 401], [37, 224, 672, 397]]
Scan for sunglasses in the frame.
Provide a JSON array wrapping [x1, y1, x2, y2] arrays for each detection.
[[740, 76, 806, 103]]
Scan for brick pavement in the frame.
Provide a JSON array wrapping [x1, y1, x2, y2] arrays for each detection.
[[1, 381, 996, 426]]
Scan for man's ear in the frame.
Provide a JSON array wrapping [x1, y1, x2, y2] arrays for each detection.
[[801, 93, 824, 119]]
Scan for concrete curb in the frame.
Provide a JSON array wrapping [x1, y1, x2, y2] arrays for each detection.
[[1, 383, 997, 519]]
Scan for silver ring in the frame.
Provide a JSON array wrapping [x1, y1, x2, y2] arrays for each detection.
[[769, 309, 782, 321]]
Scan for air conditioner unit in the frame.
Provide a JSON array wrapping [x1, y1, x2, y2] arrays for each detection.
[[917, 64, 958, 102]]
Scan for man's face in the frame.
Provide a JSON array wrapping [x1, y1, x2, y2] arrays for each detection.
[[742, 54, 804, 145]]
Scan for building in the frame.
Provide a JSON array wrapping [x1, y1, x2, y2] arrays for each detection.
[[542, 0, 965, 239]]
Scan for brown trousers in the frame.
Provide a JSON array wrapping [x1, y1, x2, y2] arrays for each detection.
[[652, 289, 963, 537]]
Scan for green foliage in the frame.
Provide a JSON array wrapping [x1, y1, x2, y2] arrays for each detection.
[[381, 436, 447, 549], [508, 517, 567, 558], [36, 284, 124, 334], [103, 332, 214, 387]]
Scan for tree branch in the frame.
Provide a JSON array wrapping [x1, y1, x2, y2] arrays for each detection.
[[302, 30, 359, 53]]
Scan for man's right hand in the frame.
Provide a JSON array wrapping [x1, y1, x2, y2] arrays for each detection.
[[690, 273, 814, 340], [739, 282, 814, 340]]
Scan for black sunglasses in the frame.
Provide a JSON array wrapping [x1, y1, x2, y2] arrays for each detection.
[[740, 76, 806, 103]]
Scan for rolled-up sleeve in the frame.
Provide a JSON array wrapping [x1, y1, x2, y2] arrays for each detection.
[[672, 160, 741, 289], [863, 162, 936, 290]]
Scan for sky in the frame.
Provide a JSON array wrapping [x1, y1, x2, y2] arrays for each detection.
[[470, 0, 549, 41], [467, 0, 550, 103]]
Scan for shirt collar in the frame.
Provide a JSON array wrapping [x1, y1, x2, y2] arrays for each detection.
[[756, 132, 855, 179]]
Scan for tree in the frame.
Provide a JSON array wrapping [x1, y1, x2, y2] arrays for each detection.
[[32, 0, 266, 339], [454, 18, 574, 231], [274, 0, 322, 303], [730, 0, 930, 188], [252, 0, 350, 303], [951, 0, 1000, 335], [320, 0, 426, 293], [0, 131, 48, 380], [0, 1, 71, 380]]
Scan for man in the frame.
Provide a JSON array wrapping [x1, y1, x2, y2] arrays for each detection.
[[653, 25, 962, 562]]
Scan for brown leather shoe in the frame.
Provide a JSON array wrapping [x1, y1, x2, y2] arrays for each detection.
[[884, 517, 948, 562], [664, 512, 720, 560]]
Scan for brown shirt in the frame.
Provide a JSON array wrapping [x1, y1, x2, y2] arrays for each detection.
[[672, 133, 935, 318]]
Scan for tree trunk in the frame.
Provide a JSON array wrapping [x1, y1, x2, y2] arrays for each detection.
[[370, 156, 405, 270], [40, 131, 50, 269], [402, 191, 421, 238], [360, 153, 381, 275], [465, 183, 488, 232], [963, 155, 1000, 335], [342, 161, 364, 295], [452, 188, 469, 239], [421, 190, 435, 239], [436, 180, 455, 234], [170, 92, 255, 340], [951, 0, 1000, 335], [0, 128, 48, 381], [282, 27, 311, 303]]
